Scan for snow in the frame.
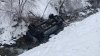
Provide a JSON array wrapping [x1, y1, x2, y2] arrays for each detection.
[[0, 0, 88, 45], [23, 0, 88, 19], [0, 0, 58, 45], [0, 1, 28, 45], [0, 12, 27, 45], [23, 0, 58, 19], [81, 0, 91, 7], [19, 12, 100, 56]]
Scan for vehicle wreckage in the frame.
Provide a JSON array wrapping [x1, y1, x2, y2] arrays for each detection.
[[26, 14, 65, 43]]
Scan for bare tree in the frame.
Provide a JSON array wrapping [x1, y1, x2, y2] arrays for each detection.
[[0, 0, 27, 21]]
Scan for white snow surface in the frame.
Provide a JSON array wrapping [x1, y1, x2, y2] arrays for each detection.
[[19, 12, 100, 56]]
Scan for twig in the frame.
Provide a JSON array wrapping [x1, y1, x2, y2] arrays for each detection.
[[41, 0, 52, 18], [21, 0, 27, 13], [59, 0, 66, 14], [18, 0, 27, 17], [29, 11, 35, 16], [0, 9, 15, 13]]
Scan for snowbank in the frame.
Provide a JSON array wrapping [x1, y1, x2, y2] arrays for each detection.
[[19, 12, 100, 56]]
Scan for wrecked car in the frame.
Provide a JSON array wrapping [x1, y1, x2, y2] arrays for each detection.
[[26, 14, 65, 43]]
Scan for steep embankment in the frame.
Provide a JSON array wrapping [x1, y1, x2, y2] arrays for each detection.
[[19, 11, 100, 56]]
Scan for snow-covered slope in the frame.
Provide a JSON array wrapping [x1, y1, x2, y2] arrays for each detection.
[[19, 12, 100, 56], [0, 0, 89, 45]]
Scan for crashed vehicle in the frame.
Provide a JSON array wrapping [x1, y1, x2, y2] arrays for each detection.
[[26, 14, 65, 43]]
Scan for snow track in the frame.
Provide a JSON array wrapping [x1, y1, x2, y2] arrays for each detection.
[[19, 12, 100, 56]]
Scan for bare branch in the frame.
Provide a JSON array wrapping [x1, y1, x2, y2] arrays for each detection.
[[0, 9, 15, 13], [29, 11, 35, 16], [41, 0, 52, 18], [59, 0, 66, 14], [21, 0, 27, 13], [0, 0, 7, 3], [18, 0, 27, 17]]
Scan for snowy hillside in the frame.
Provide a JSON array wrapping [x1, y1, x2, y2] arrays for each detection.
[[0, 0, 89, 46], [19, 12, 100, 56]]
